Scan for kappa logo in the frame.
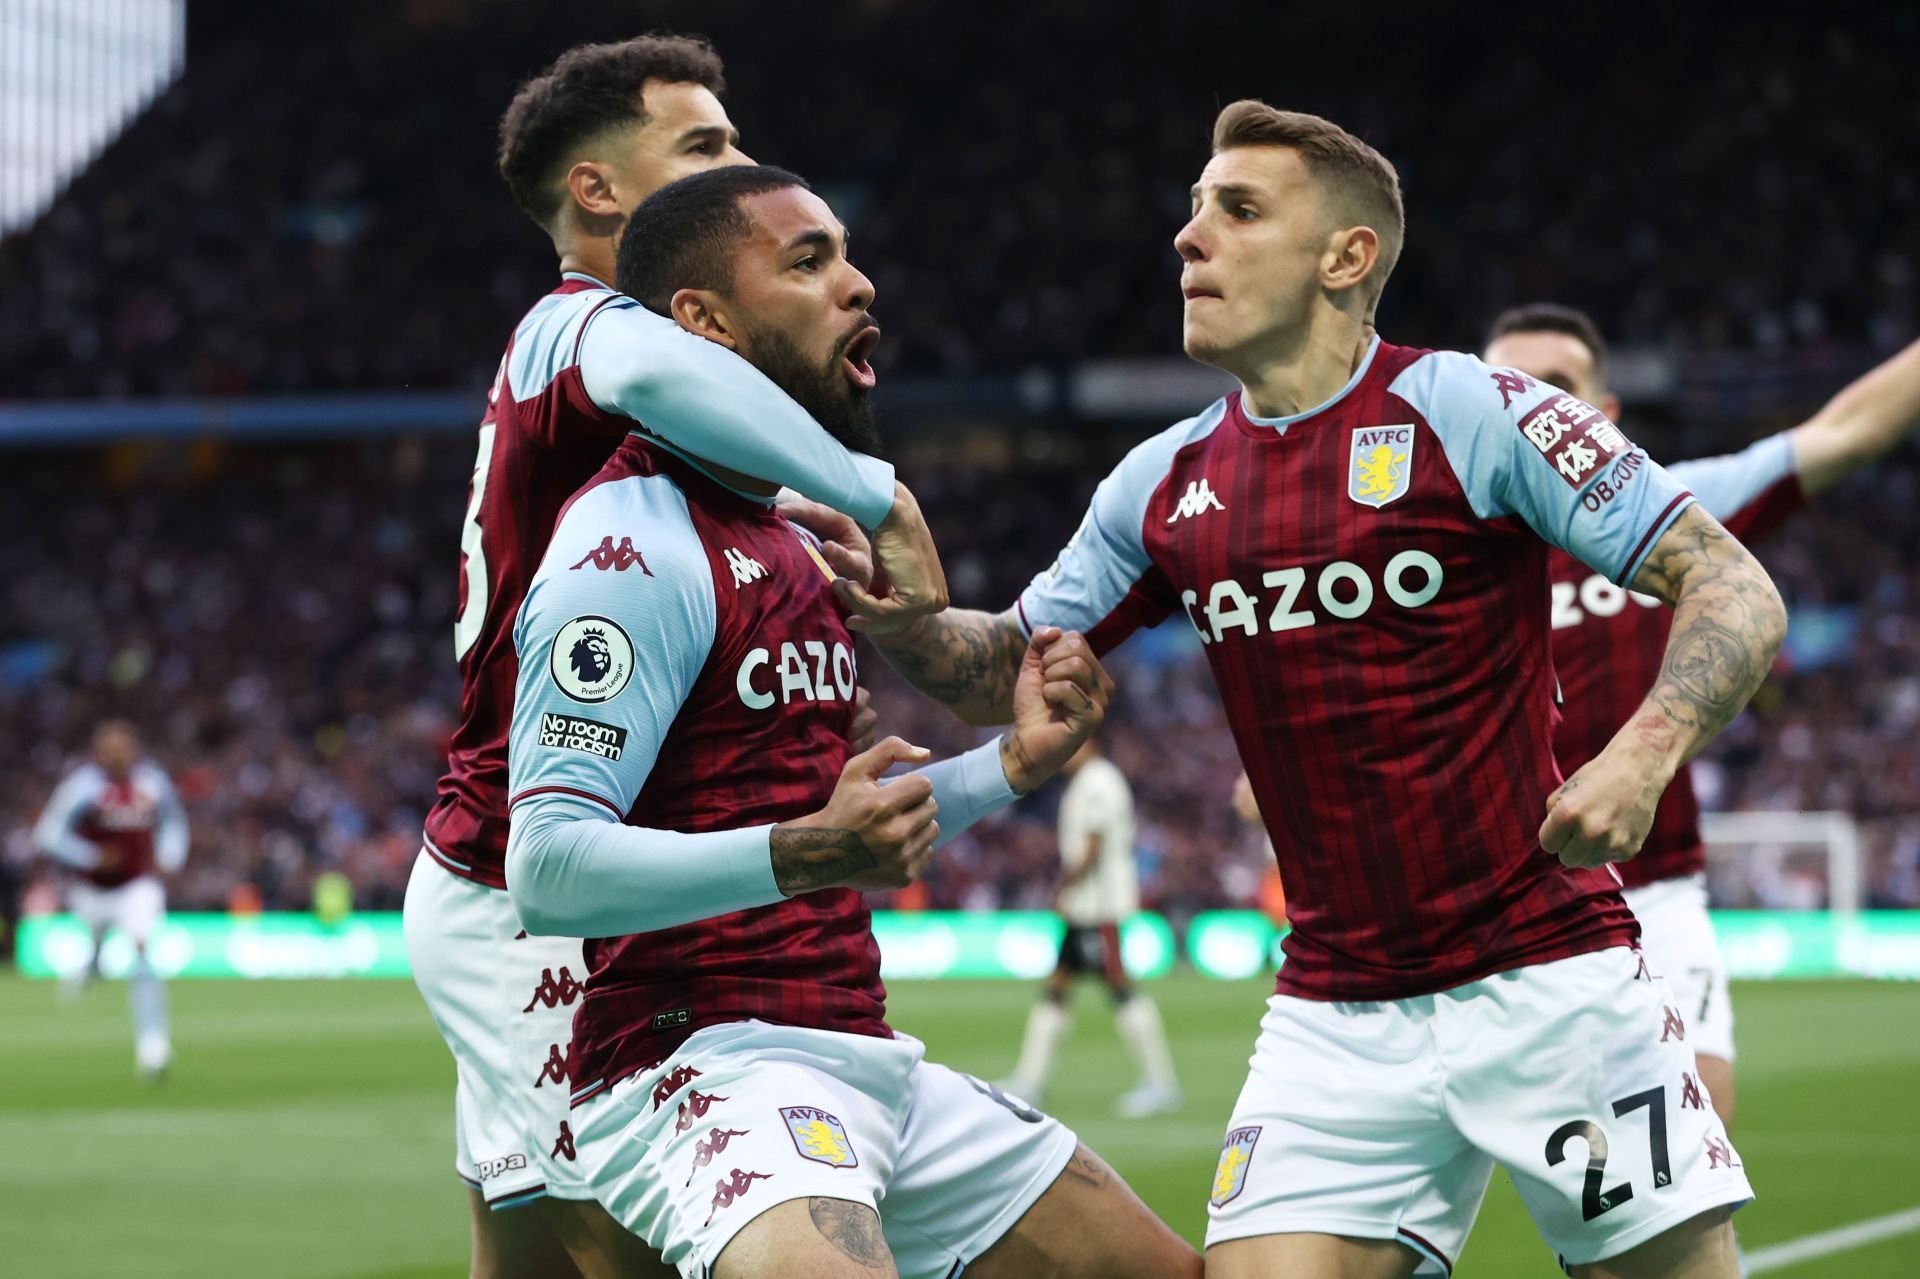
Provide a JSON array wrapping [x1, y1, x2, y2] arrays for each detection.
[[675, 1090, 730, 1134], [1348, 426, 1415, 509], [474, 1154, 528, 1181], [534, 1043, 573, 1088], [1211, 1126, 1261, 1207], [704, 1169, 773, 1227], [1166, 478, 1226, 524], [550, 616, 635, 704], [781, 1106, 858, 1168], [570, 535, 654, 574], [1490, 368, 1537, 409], [1680, 1072, 1705, 1111], [1704, 1136, 1741, 1170], [551, 1122, 577, 1163], [522, 966, 583, 1012], [725, 547, 768, 587], [653, 1065, 702, 1112], [1660, 1006, 1687, 1043], [686, 1128, 752, 1185]]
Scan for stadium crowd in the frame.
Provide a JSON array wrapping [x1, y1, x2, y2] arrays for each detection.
[[0, 0, 1914, 399], [3, 0, 1918, 940], [3, 433, 1918, 931]]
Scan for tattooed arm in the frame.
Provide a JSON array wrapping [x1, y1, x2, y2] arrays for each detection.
[[867, 608, 1030, 726], [1539, 504, 1787, 868]]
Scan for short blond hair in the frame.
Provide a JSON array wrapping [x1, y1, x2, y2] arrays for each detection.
[[1212, 101, 1404, 302]]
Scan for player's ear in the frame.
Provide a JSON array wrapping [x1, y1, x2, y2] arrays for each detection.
[[564, 160, 622, 221], [1323, 225, 1379, 298], [670, 289, 739, 349], [1602, 392, 1624, 422]]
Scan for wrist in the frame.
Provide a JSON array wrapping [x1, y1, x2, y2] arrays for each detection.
[[999, 733, 1040, 796]]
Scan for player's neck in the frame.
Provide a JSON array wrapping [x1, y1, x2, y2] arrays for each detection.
[[556, 246, 616, 288], [1236, 315, 1372, 420]]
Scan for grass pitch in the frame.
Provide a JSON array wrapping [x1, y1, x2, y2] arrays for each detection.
[[1, 971, 1915, 1277]]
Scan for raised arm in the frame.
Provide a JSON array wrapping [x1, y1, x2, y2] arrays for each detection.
[[868, 608, 1031, 726], [1790, 336, 1920, 494], [576, 297, 947, 626], [1539, 504, 1788, 867]]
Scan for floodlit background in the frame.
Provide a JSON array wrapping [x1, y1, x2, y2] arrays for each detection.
[[2, 2, 1917, 1275]]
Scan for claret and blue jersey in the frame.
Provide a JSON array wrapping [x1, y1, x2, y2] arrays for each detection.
[[1017, 337, 1699, 1000]]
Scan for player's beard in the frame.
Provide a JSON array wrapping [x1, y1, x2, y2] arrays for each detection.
[[736, 320, 883, 456]]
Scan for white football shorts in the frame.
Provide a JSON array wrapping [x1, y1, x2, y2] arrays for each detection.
[[68, 875, 164, 946], [403, 848, 591, 1208], [1206, 947, 1752, 1274], [1623, 873, 1734, 1063], [572, 1019, 1078, 1279]]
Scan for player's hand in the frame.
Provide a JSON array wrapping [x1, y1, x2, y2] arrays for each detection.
[[1231, 771, 1262, 826], [777, 493, 874, 590], [772, 736, 939, 894], [1538, 745, 1672, 869], [833, 482, 950, 634], [1000, 627, 1113, 795], [848, 686, 879, 754]]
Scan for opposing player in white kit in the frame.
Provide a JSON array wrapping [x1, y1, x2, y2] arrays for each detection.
[[1486, 306, 1920, 1133], [35, 720, 186, 1079], [506, 164, 1197, 1279], [1003, 735, 1181, 1117], [406, 36, 945, 1277]]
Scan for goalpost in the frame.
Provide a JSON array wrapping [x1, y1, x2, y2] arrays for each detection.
[[1700, 810, 1864, 916]]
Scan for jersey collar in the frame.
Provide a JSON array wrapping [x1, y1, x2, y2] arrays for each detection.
[[562, 270, 612, 290], [1238, 334, 1383, 434]]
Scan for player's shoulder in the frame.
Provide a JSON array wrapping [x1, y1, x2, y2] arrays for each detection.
[[57, 762, 106, 793], [1084, 757, 1131, 794], [1383, 346, 1539, 424], [130, 760, 173, 789], [503, 279, 657, 405], [1102, 398, 1234, 499]]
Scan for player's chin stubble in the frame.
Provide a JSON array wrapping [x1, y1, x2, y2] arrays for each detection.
[[739, 324, 883, 456]]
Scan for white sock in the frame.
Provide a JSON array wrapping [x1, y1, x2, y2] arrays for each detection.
[[129, 952, 169, 1051], [1116, 995, 1177, 1089], [1013, 1001, 1070, 1090]]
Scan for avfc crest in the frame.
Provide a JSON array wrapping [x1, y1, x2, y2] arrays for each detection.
[[550, 616, 635, 703], [1348, 425, 1415, 509], [1210, 1126, 1261, 1208], [780, 1106, 858, 1168]]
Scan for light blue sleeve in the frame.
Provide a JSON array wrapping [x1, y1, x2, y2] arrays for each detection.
[[505, 473, 786, 936], [573, 296, 897, 529], [1015, 402, 1226, 637], [918, 737, 1021, 847], [149, 768, 189, 873], [32, 769, 102, 870], [1669, 434, 1797, 523], [1390, 351, 1696, 585]]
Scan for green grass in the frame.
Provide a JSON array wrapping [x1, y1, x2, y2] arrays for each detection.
[[1, 973, 1915, 1277]]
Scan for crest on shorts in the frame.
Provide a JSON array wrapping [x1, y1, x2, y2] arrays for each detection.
[[1348, 426, 1415, 509], [1210, 1126, 1261, 1208], [780, 1106, 858, 1168]]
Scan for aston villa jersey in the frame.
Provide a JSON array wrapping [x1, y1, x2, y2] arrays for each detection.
[[1017, 338, 1697, 1000], [1550, 433, 1804, 890]]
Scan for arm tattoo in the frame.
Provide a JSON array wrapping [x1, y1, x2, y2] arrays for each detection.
[[875, 608, 1026, 724], [1064, 1144, 1110, 1189], [1630, 506, 1787, 756], [807, 1198, 892, 1270], [770, 828, 877, 895]]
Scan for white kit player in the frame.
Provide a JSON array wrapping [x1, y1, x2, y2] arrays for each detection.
[[406, 36, 946, 1278], [1004, 735, 1181, 1117], [34, 719, 187, 1079]]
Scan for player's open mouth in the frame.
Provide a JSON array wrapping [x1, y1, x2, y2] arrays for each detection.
[[842, 325, 881, 390]]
